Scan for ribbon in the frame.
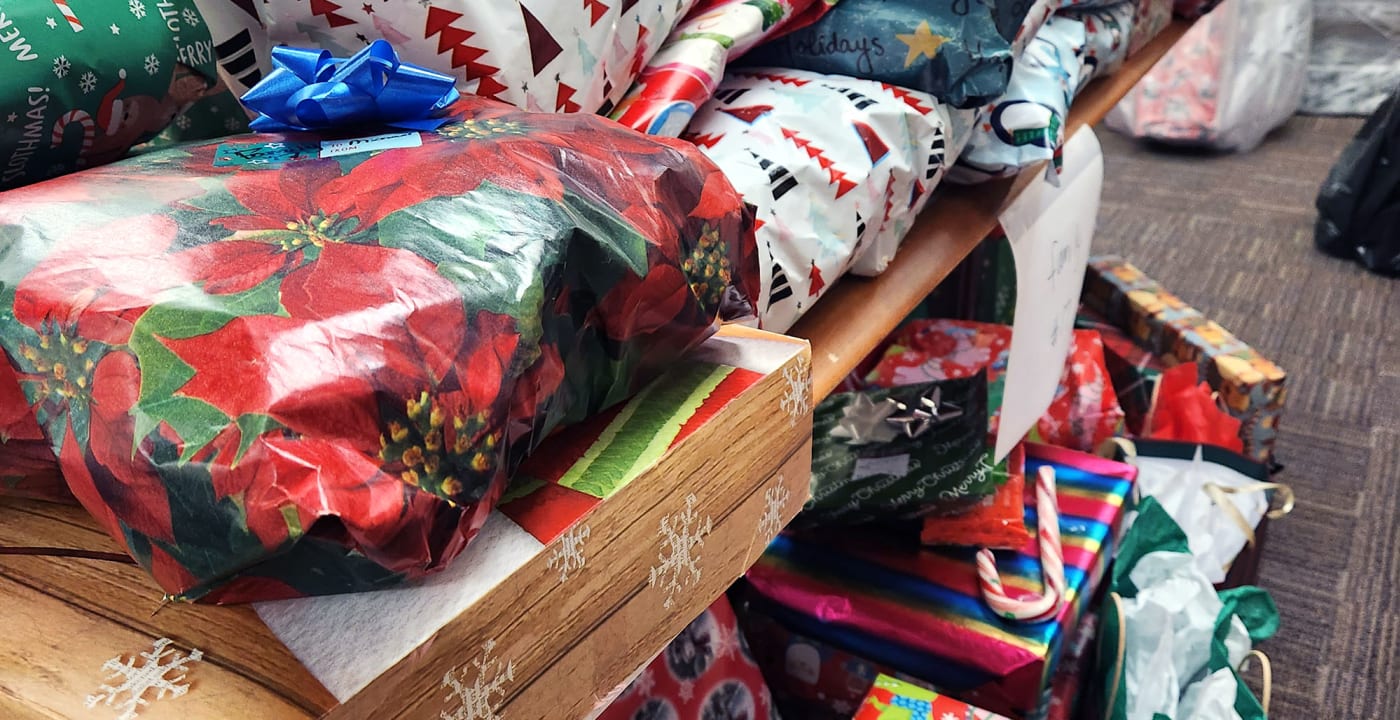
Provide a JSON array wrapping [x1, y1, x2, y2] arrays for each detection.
[[241, 40, 461, 133]]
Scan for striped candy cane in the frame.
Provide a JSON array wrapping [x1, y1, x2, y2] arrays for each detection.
[[51, 0, 83, 31], [51, 110, 95, 161], [977, 465, 1066, 622]]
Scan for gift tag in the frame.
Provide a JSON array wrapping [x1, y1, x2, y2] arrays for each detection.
[[213, 141, 321, 168], [319, 131, 423, 158]]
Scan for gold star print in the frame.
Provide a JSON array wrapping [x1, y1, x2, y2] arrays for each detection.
[[896, 21, 951, 68]]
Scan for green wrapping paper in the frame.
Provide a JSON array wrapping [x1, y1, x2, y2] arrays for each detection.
[[0, 0, 222, 189], [802, 372, 1000, 525]]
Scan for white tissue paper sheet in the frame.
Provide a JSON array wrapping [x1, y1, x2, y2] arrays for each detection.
[[1135, 446, 1268, 584], [1122, 550, 1226, 720]]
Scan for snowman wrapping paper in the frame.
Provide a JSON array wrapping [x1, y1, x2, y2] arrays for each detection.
[[684, 68, 953, 333]]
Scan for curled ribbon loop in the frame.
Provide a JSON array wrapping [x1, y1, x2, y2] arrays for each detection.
[[241, 40, 461, 133]]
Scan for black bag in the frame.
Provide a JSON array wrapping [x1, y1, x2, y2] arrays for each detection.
[[1314, 87, 1400, 275]]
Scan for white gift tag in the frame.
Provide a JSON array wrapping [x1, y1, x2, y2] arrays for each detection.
[[852, 454, 911, 480], [319, 131, 423, 158]]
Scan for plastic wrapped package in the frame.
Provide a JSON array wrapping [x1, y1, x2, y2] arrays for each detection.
[[1105, 0, 1312, 152], [610, 0, 838, 136], [0, 96, 756, 603], [252, 0, 697, 114], [1314, 88, 1400, 275], [683, 68, 952, 331], [0, 0, 224, 190], [946, 14, 1087, 184], [0, 360, 68, 503], [739, 0, 1041, 109]]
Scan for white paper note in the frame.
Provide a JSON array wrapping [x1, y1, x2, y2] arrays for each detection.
[[994, 127, 1104, 461]]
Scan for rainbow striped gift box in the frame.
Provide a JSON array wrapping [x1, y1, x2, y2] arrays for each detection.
[[746, 444, 1134, 719]]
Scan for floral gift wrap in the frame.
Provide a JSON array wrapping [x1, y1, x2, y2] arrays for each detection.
[[0, 96, 757, 603]]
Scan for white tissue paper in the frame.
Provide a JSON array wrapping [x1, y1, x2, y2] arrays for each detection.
[[1134, 446, 1268, 584]]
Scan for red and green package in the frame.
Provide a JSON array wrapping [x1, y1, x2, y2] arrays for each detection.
[[0, 96, 757, 603], [920, 443, 1029, 549], [0, 358, 68, 503]]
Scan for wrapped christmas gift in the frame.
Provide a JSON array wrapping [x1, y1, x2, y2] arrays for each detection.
[[1128, 0, 1173, 55], [919, 443, 1030, 550], [611, 0, 837, 136], [1061, 1, 1136, 84], [856, 675, 1013, 720], [0, 0, 224, 190], [192, 0, 275, 98], [739, 0, 1041, 109], [1, 361, 68, 503], [684, 68, 952, 332], [1105, 0, 1311, 152], [746, 445, 1136, 719], [0, 95, 756, 603], [1082, 256, 1286, 465], [254, 0, 695, 115], [803, 373, 1001, 526], [598, 595, 778, 720], [867, 320, 1125, 453], [1075, 307, 1166, 436], [946, 15, 1087, 184]]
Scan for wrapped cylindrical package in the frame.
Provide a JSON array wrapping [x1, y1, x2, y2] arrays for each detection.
[[0, 96, 757, 603]]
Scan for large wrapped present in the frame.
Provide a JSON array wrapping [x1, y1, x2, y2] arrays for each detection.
[[856, 675, 1013, 720], [1081, 256, 1286, 465], [252, 0, 696, 115], [611, 0, 837, 136], [0, 96, 756, 603], [0, 359, 67, 503], [684, 68, 952, 332], [947, 15, 1087, 184], [598, 595, 778, 720], [0, 0, 225, 190], [1105, 0, 1311, 152], [739, 0, 1038, 109], [746, 444, 1136, 719], [867, 320, 1125, 454]]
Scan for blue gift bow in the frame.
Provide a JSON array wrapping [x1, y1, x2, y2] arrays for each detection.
[[241, 40, 461, 133]]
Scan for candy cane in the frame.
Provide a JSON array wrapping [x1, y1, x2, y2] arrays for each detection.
[[977, 465, 1066, 622], [51, 110, 95, 161], [51, 0, 83, 32]]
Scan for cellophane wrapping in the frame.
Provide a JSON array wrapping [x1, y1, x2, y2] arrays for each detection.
[[0, 96, 756, 603]]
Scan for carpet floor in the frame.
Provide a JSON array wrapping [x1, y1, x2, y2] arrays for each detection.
[[1092, 116, 1397, 719]]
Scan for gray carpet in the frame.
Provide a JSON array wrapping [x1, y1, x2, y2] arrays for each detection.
[[1093, 116, 1398, 719]]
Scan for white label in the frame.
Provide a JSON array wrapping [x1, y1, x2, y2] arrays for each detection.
[[994, 127, 1104, 461], [319, 131, 423, 158], [852, 454, 911, 480]]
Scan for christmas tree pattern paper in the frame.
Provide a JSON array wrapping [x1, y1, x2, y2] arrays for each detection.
[[0, 0, 222, 190], [739, 0, 1038, 109], [255, 0, 698, 115], [684, 68, 952, 332]]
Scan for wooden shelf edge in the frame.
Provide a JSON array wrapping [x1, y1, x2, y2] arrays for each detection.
[[790, 18, 1195, 400]]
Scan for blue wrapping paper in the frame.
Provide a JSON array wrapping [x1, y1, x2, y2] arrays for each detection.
[[242, 41, 459, 132]]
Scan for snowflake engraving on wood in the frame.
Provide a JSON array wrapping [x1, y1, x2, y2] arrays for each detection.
[[758, 482, 791, 544], [648, 493, 712, 610], [547, 523, 590, 582], [85, 637, 203, 720], [441, 639, 515, 720], [779, 360, 812, 426]]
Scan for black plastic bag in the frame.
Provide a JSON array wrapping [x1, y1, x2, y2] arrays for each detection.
[[1315, 87, 1400, 275]]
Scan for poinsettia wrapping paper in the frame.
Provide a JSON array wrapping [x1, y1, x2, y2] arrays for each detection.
[[867, 320, 1125, 453], [598, 595, 777, 720], [0, 96, 755, 603], [1061, 1, 1136, 84], [611, 0, 838, 136], [0, 360, 68, 503], [683, 68, 951, 332], [739, 0, 1037, 109], [255, 0, 696, 115]]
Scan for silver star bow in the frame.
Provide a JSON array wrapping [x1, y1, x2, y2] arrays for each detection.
[[830, 394, 902, 445], [886, 386, 963, 438]]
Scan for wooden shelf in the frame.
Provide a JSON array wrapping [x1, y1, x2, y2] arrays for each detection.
[[0, 327, 813, 720], [790, 19, 1195, 400]]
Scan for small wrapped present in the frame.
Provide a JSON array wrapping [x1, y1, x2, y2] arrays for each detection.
[[856, 675, 1013, 720], [683, 68, 952, 331], [1075, 307, 1166, 437], [0, 94, 756, 603], [738, 0, 1038, 109], [1081, 256, 1287, 465], [1061, 1, 1137, 84], [598, 595, 778, 720], [0, 0, 225, 190], [746, 444, 1136, 719]]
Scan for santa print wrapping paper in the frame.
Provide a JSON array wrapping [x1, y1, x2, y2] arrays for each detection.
[[255, 0, 696, 115], [946, 14, 1087, 184], [867, 320, 1125, 454], [611, 0, 838, 136], [683, 68, 952, 332], [0, 0, 225, 190], [0, 95, 757, 603], [599, 595, 778, 720], [745, 444, 1136, 719]]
